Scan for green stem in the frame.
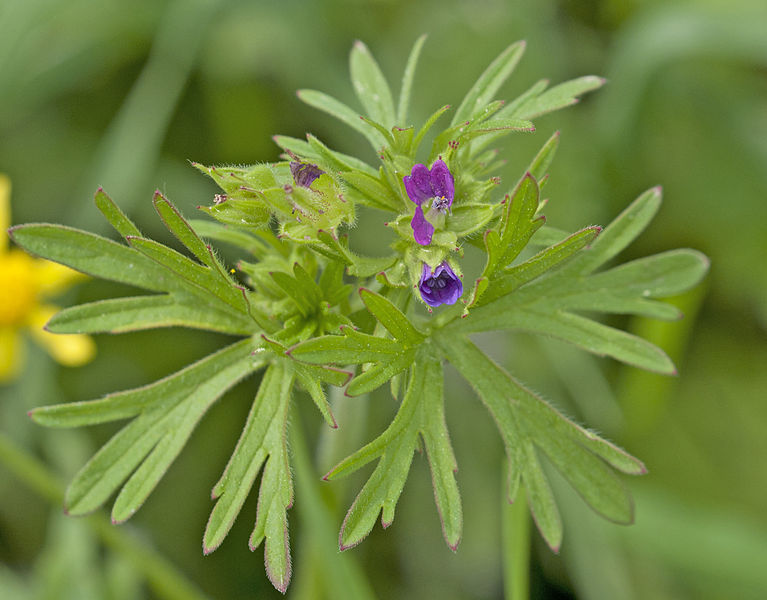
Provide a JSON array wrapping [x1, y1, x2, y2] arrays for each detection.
[[0, 432, 208, 600], [502, 481, 531, 600]]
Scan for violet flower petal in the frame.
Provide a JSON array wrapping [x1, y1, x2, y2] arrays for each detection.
[[419, 261, 463, 307], [290, 162, 324, 188], [403, 163, 433, 204], [410, 203, 434, 246], [429, 159, 454, 206]]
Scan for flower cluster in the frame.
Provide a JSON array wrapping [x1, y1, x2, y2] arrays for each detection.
[[403, 160, 462, 307]]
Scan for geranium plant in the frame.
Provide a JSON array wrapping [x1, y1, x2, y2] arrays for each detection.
[[9, 37, 708, 593]]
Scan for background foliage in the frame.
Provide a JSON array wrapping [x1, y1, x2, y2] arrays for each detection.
[[1, 0, 766, 598]]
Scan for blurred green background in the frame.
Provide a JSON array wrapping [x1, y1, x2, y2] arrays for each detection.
[[2, 0, 766, 598]]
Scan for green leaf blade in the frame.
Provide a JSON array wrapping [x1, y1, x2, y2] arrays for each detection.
[[397, 34, 427, 125], [509, 75, 605, 120], [359, 289, 424, 344], [345, 350, 416, 397], [153, 192, 218, 268], [297, 89, 386, 149], [349, 40, 396, 128], [60, 339, 259, 516], [288, 328, 404, 364], [46, 295, 255, 335], [500, 308, 676, 374], [565, 187, 663, 277], [9, 224, 176, 292], [204, 362, 293, 555], [418, 354, 462, 550], [94, 188, 141, 239], [452, 41, 526, 126]]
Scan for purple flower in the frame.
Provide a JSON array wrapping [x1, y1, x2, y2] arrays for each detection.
[[290, 161, 324, 188], [403, 159, 454, 245], [419, 261, 463, 307]]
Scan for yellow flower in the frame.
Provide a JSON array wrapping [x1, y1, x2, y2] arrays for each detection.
[[0, 174, 95, 382]]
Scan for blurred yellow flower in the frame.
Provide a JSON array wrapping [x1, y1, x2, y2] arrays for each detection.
[[0, 174, 95, 382]]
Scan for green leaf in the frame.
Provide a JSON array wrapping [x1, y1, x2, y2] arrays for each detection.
[[358, 289, 425, 345], [346, 254, 398, 278], [453, 188, 708, 373], [126, 236, 247, 313], [349, 40, 396, 128], [397, 34, 427, 125], [508, 75, 605, 120], [521, 440, 562, 551], [345, 350, 417, 397], [448, 203, 495, 237], [452, 41, 526, 126], [203, 361, 294, 593], [475, 226, 601, 308], [186, 219, 276, 258], [45, 294, 254, 336], [306, 134, 377, 176], [512, 309, 675, 374], [459, 118, 535, 141], [412, 104, 451, 155], [556, 249, 710, 321], [9, 224, 179, 293], [297, 88, 386, 149], [270, 263, 322, 319], [561, 187, 662, 277], [288, 326, 404, 365], [341, 170, 402, 212], [525, 131, 560, 183], [197, 197, 272, 231], [153, 192, 217, 267], [94, 188, 141, 239], [434, 334, 643, 550], [327, 350, 462, 551], [28, 339, 261, 518], [585, 249, 710, 299]]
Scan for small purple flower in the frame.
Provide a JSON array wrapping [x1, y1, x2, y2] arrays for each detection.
[[419, 261, 463, 307], [403, 159, 454, 246], [290, 161, 324, 188]]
